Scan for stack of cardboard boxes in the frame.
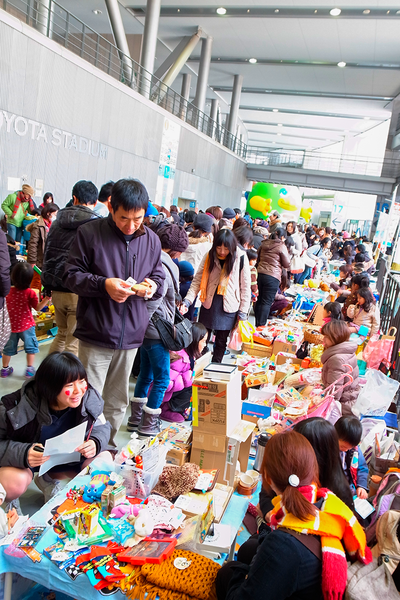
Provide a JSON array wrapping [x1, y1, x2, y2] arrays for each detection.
[[191, 365, 254, 487]]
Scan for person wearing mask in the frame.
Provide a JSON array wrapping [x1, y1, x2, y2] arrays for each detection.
[[0, 230, 11, 355], [63, 179, 166, 446], [267, 210, 282, 234], [39, 192, 54, 210], [128, 225, 189, 437], [286, 221, 302, 254], [41, 181, 100, 356], [321, 320, 360, 415], [255, 227, 290, 326], [216, 430, 371, 600], [2, 184, 36, 242], [93, 181, 113, 217], [27, 203, 59, 291], [179, 214, 213, 273], [181, 229, 251, 363]]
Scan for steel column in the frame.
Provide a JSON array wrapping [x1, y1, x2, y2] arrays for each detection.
[[209, 99, 218, 138], [140, 0, 161, 96], [179, 73, 191, 120], [36, 0, 53, 38], [227, 74, 243, 135], [162, 31, 201, 89], [193, 36, 213, 114], [104, 0, 134, 86]]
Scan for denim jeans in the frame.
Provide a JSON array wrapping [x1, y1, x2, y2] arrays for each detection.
[[7, 224, 22, 243], [3, 326, 39, 356], [297, 266, 312, 285], [135, 338, 171, 410]]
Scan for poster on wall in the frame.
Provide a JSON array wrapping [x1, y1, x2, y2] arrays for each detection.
[[155, 118, 181, 208], [373, 210, 390, 251]]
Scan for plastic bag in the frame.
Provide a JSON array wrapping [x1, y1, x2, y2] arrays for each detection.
[[228, 325, 242, 351], [353, 369, 400, 417], [363, 338, 394, 370], [290, 255, 304, 274], [238, 320, 256, 343]]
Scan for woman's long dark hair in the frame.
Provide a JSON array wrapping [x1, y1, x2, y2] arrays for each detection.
[[207, 228, 237, 276], [186, 322, 208, 360], [358, 287, 375, 313], [294, 417, 354, 510]]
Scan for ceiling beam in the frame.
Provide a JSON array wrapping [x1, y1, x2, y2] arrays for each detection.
[[188, 58, 400, 71], [212, 86, 392, 101], [243, 120, 359, 133], [248, 130, 343, 142], [239, 105, 386, 120], [128, 6, 400, 20]]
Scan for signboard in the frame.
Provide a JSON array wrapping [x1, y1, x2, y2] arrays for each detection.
[[155, 118, 181, 208], [331, 203, 347, 230]]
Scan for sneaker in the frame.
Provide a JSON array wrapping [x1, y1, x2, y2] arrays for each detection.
[[1, 366, 13, 378], [25, 366, 36, 378], [34, 474, 63, 504]]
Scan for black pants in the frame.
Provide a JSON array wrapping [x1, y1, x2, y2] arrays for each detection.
[[216, 534, 260, 599], [207, 329, 231, 363], [254, 273, 280, 327], [168, 386, 192, 412]]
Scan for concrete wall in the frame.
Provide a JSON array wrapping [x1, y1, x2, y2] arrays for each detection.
[[0, 9, 247, 210]]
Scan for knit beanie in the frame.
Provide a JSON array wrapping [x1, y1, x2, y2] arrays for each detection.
[[222, 207, 236, 220], [22, 184, 34, 196], [178, 261, 194, 279], [158, 224, 189, 253], [193, 213, 213, 233], [145, 202, 158, 217], [342, 231, 350, 239]]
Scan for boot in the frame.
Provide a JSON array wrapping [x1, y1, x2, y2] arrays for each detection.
[[160, 402, 185, 423], [127, 397, 147, 432], [138, 405, 162, 437]]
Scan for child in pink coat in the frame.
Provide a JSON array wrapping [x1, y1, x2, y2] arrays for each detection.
[[161, 322, 208, 423]]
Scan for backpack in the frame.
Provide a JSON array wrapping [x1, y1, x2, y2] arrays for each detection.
[[365, 471, 400, 545]]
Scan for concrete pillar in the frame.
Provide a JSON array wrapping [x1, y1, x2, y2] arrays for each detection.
[[179, 73, 191, 120], [193, 36, 213, 114], [227, 74, 243, 135], [36, 0, 53, 37], [140, 0, 161, 96], [105, 0, 134, 86], [209, 99, 218, 138]]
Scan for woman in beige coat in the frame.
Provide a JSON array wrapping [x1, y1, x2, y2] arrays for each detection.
[[182, 229, 251, 362]]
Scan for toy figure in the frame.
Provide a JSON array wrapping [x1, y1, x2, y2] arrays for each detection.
[[82, 471, 114, 503]]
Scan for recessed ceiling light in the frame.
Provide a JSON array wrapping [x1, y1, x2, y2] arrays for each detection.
[[363, 9, 370, 14], [364, 116, 370, 120], [177, 8, 180, 12], [275, 9, 280, 13], [337, 61, 346, 68], [272, 108, 279, 112], [396, 9, 400, 13], [92, 9, 102, 14], [330, 8, 341, 16], [387, 10, 390, 14], [278, 123, 283, 126], [314, 9, 318, 13], [277, 133, 282, 136], [272, 142, 276, 144], [247, 9, 250, 12], [249, 58, 257, 64], [216, 7, 227, 15]]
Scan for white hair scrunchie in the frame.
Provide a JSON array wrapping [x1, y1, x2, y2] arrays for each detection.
[[288, 474, 300, 488]]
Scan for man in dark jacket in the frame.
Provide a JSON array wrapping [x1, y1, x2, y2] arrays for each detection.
[[63, 179, 165, 445], [41, 180, 99, 356]]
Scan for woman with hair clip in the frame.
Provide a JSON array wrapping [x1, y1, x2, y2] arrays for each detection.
[[216, 430, 371, 600], [181, 229, 251, 363], [0, 351, 111, 504]]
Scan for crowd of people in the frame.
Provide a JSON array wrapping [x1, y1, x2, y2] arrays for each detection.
[[0, 179, 389, 597]]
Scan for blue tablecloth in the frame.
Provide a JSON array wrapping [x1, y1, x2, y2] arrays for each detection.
[[0, 472, 250, 599]]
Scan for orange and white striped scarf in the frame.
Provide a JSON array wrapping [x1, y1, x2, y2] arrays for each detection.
[[271, 484, 372, 600], [199, 253, 231, 303]]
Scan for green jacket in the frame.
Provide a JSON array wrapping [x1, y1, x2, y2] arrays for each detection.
[[2, 191, 31, 227]]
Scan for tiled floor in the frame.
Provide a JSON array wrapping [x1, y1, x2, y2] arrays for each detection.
[[0, 338, 135, 516]]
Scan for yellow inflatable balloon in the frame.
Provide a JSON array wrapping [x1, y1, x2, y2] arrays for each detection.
[[249, 195, 271, 217], [300, 207, 313, 223]]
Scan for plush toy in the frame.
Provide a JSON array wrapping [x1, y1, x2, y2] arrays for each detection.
[[110, 503, 142, 519], [133, 508, 154, 537], [82, 471, 114, 504]]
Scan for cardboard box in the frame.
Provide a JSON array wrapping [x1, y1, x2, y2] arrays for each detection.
[[272, 340, 299, 355], [193, 351, 212, 378], [192, 371, 241, 435], [166, 437, 192, 466], [191, 420, 255, 487], [242, 342, 272, 358], [251, 335, 272, 348], [274, 352, 303, 384], [34, 315, 55, 336], [242, 388, 275, 419]]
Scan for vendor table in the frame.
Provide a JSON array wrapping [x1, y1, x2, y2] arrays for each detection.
[[0, 471, 249, 600]]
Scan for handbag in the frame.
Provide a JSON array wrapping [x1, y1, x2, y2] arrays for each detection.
[[0, 302, 11, 353], [151, 308, 193, 351], [290, 254, 304, 274]]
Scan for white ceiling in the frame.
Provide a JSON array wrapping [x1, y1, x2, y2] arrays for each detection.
[[58, 0, 400, 152]]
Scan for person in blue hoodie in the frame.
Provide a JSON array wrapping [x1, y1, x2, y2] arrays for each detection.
[[335, 416, 369, 499]]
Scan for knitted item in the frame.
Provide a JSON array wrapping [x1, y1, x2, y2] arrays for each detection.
[[247, 503, 259, 518], [152, 464, 199, 502], [158, 225, 189, 253], [271, 484, 372, 600], [11, 191, 35, 218], [126, 549, 220, 600]]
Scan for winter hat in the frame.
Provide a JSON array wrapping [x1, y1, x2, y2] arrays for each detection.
[[158, 224, 189, 253], [254, 226, 269, 237], [178, 261, 194, 279], [145, 202, 158, 217], [342, 231, 350, 239], [22, 184, 34, 196], [222, 207, 236, 220], [193, 213, 212, 233]]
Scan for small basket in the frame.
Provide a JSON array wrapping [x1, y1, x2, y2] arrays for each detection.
[[303, 328, 324, 345]]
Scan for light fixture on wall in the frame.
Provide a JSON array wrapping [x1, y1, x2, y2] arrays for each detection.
[[92, 9, 102, 15], [249, 58, 257, 64], [272, 108, 279, 112], [330, 8, 341, 16], [337, 61, 346, 67], [216, 7, 227, 15], [363, 9, 371, 14]]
